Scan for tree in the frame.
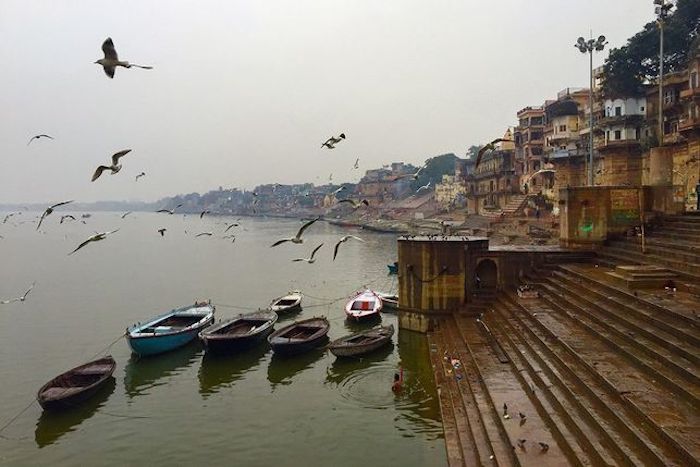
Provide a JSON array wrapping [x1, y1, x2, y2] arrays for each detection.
[[601, 0, 700, 98], [466, 145, 483, 160], [411, 153, 459, 191]]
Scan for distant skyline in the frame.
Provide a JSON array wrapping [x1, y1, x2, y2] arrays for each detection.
[[1, 1, 656, 203]]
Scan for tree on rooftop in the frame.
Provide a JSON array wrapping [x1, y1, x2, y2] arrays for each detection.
[[601, 0, 700, 98], [412, 153, 459, 191]]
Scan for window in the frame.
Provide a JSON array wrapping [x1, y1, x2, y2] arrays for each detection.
[[615, 106, 622, 116], [559, 125, 567, 132], [640, 106, 645, 112], [635, 127, 640, 140], [614, 130, 622, 140], [664, 89, 675, 104], [691, 71, 698, 89]]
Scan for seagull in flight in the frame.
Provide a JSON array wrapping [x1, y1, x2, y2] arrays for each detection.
[[157, 228, 166, 237], [60, 215, 76, 224], [224, 223, 239, 233], [416, 181, 432, 193], [121, 211, 132, 219], [3, 212, 19, 224], [271, 217, 319, 247], [292, 243, 324, 263], [0, 282, 35, 304], [135, 172, 146, 181], [332, 186, 346, 196], [91, 149, 132, 181], [199, 210, 210, 219], [27, 134, 54, 145], [156, 204, 183, 215], [321, 133, 346, 149], [195, 232, 213, 238], [337, 199, 369, 210], [333, 235, 365, 260], [474, 138, 513, 169], [394, 164, 426, 182], [37, 200, 73, 230], [68, 230, 119, 255], [353, 158, 359, 169], [95, 37, 153, 79]]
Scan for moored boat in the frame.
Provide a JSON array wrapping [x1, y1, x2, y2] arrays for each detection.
[[345, 290, 383, 321], [329, 324, 394, 358], [376, 292, 398, 310], [126, 301, 215, 357], [200, 310, 278, 354], [267, 317, 330, 355], [269, 291, 303, 314], [37, 356, 116, 410]]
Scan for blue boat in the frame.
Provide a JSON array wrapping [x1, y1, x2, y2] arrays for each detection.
[[126, 302, 215, 357]]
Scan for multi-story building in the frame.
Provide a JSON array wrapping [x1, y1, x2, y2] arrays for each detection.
[[355, 163, 414, 205], [514, 106, 545, 188], [465, 132, 519, 214]]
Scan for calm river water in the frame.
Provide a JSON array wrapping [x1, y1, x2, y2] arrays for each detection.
[[0, 212, 444, 466]]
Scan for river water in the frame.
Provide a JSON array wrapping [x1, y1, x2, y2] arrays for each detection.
[[0, 212, 444, 466]]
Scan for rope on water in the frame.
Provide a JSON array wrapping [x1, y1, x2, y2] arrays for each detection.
[[0, 400, 36, 439], [88, 333, 126, 361]]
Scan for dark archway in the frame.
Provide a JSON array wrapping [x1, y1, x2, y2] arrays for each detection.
[[475, 259, 498, 291]]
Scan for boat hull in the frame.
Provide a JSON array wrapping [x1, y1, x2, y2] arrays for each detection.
[[345, 290, 383, 321], [329, 325, 394, 358], [37, 357, 117, 411], [269, 335, 329, 355], [201, 326, 274, 354], [127, 324, 211, 357]]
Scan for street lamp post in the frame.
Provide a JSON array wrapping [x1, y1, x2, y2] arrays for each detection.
[[575, 35, 607, 186]]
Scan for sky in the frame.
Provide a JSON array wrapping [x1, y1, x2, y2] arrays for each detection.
[[0, 0, 657, 204]]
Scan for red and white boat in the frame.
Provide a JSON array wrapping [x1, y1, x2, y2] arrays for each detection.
[[345, 290, 383, 321]]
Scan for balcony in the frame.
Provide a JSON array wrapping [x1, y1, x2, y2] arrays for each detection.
[[594, 138, 641, 152], [680, 87, 700, 100], [679, 116, 700, 132], [596, 114, 644, 128]]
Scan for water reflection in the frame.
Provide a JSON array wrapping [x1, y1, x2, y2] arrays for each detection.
[[395, 329, 443, 439], [34, 377, 116, 448], [198, 345, 268, 398], [267, 348, 327, 390], [123, 344, 200, 399]]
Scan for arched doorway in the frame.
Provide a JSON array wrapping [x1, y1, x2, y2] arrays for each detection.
[[475, 259, 498, 291]]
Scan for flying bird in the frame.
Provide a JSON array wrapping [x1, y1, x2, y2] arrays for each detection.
[[37, 200, 73, 231], [135, 172, 146, 181], [353, 158, 359, 169], [157, 228, 166, 237], [333, 235, 365, 260], [60, 215, 76, 224], [474, 138, 513, 169], [200, 210, 210, 219], [27, 134, 54, 145], [3, 212, 19, 224], [156, 204, 183, 215], [195, 232, 213, 238], [91, 149, 132, 181], [416, 181, 432, 193], [95, 37, 153, 79], [337, 199, 369, 210], [292, 243, 324, 263], [68, 230, 119, 255], [321, 133, 346, 149], [394, 164, 426, 181], [332, 186, 346, 196], [224, 223, 239, 233], [271, 217, 319, 247], [0, 282, 35, 304], [121, 211, 132, 219]]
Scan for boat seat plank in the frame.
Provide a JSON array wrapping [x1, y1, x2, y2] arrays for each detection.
[[74, 365, 113, 375], [41, 387, 84, 399]]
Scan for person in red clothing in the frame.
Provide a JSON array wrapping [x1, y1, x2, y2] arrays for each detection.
[[392, 367, 404, 393]]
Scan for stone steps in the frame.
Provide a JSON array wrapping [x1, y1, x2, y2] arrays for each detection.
[[609, 239, 700, 265], [600, 243, 700, 276]]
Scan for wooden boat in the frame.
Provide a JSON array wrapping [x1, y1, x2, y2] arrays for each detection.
[[126, 302, 215, 357], [268, 317, 330, 355], [376, 292, 398, 310], [345, 290, 383, 321], [200, 310, 278, 354], [269, 291, 303, 314], [329, 324, 394, 358], [37, 356, 116, 410]]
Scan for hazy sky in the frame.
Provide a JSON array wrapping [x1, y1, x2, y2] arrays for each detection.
[[1, 1, 656, 203]]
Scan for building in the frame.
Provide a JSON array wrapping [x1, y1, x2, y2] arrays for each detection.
[[466, 130, 519, 215], [514, 106, 545, 188]]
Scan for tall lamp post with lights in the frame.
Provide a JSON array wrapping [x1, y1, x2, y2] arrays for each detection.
[[575, 35, 607, 186], [654, 0, 674, 146]]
